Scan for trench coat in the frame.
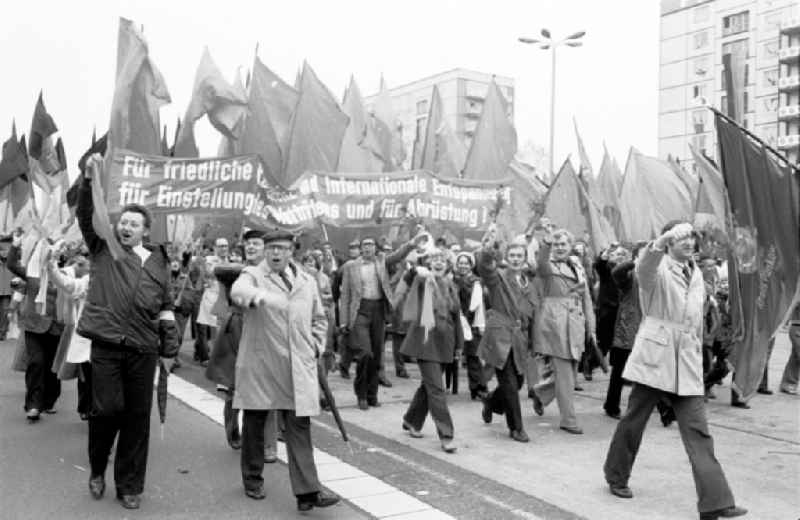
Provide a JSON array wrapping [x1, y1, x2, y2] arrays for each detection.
[[230, 261, 327, 416], [533, 246, 596, 361], [622, 244, 705, 396], [475, 247, 536, 374]]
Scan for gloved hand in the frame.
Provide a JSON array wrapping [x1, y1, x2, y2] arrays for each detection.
[[158, 319, 181, 358]]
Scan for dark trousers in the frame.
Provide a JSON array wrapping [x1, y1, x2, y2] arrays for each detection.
[[487, 354, 524, 432], [223, 390, 240, 445], [77, 362, 93, 415], [596, 307, 618, 355], [604, 383, 735, 513], [241, 410, 320, 496], [88, 343, 157, 496], [387, 333, 408, 376], [0, 294, 11, 339], [24, 331, 62, 412], [603, 348, 631, 416], [351, 299, 385, 400], [194, 324, 214, 362], [404, 361, 454, 440], [465, 334, 490, 394]]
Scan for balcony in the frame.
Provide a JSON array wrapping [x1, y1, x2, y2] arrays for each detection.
[[781, 18, 800, 35], [777, 134, 800, 149], [779, 75, 800, 91], [778, 104, 800, 120], [779, 45, 800, 63]]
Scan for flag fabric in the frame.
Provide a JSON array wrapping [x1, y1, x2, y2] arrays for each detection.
[[715, 113, 800, 400], [542, 157, 616, 251], [173, 47, 248, 158], [618, 147, 693, 241], [238, 57, 298, 181], [595, 145, 625, 240], [372, 75, 405, 171], [0, 123, 29, 189], [28, 92, 58, 161], [722, 41, 747, 122], [495, 158, 548, 235], [161, 125, 170, 156], [462, 80, 517, 181], [338, 77, 384, 172], [216, 68, 248, 157], [418, 84, 467, 176], [282, 62, 348, 187], [573, 118, 601, 202], [690, 143, 728, 240], [668, 155, 699, 202]]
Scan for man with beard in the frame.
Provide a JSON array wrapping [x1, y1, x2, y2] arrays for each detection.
[[79, 154, 180, 510], [603, 221, 746, 520], [477, 233, 536, 442]]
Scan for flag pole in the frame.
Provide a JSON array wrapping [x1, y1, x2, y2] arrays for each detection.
[[707, 106, 800, 173]]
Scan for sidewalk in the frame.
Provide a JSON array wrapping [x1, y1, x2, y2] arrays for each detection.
[[326, 331, 800, 520]]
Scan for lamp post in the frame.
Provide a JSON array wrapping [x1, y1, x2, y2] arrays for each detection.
[[519, 29, 586, 178]]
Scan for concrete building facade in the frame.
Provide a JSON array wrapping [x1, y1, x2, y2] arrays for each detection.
[[658, 0, 799, 167], [364, 69, 515, 169]]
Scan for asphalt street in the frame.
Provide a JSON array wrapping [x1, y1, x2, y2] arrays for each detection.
[[1, 331, 798, 520]]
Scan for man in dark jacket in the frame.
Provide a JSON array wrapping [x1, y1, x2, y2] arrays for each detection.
[[78, 154, 179, 511], [6, 236, 65, 421]]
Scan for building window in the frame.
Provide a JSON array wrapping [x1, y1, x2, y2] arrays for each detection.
[[692, 110, 706, 133], [693, 30, 709, 49], [763, 69, 778, 88], [416, 99, 428, 116], [693, 56, 710, 76], [743, 91, 748, 113], [693, 5, 710, 23], [762, 96, 778, 112], [693, 84, 707, 99], [761, 40, 779, 61], [722, 11, 749, 37], [720, 95, 728, 115], [415, 117, 427, 143], [692, 134, 707, 155]]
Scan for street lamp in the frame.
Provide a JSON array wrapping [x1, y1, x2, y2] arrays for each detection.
[[519, 29, 586, 178]]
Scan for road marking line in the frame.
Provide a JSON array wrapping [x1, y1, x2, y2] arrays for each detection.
[[166, 373, 455, 520]]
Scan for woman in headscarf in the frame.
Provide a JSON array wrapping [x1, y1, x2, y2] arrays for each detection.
[[393, 248, 463, 453], [452, 251, 489, 400]]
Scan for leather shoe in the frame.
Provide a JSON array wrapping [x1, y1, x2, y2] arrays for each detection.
[[88, 475, 105, 499], [609, 484, 633, 499], [26, 408, 41, 421], [378, 376, 393, 388], [560, 425, 583, 435], [367, 398, 381, 407], [264, 447, 277, 463], [730, 400, 750, 409], [338, 364, 350, 379], [510, 430, 530, 443], [245, 486, 266, 500], [574, 384, 584, 391], [297, 491, 340, 511], [396, 370, 410, 379], [756, 388, 773, 395], [699, 505, 748, 519], [604, 409, 621, 420], [779, 384, 797, 395], [357, 399, 369, 410], [481, 397, 492, 424], [402, 420, 423, 438], [441, 440, 457, 453], [531, 394, 544, 416], [117, 493, 141, 509]]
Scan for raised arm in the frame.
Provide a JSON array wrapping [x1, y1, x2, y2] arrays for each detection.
[[76, 174, 103, 255], [6, 244, 26, 279], [46, 258, 80, 295], [476, 246, 501, 289], [611, 261, 636, 293], [231, 270, 262, 308]]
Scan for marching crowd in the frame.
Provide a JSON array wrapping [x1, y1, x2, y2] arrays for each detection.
[[5, 154, 800, 519]]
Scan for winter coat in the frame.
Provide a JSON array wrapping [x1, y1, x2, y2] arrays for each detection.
[[398, 269, 463, 363], [75, 179, 177, 355], [6, 245, 64, 336], [339, 242, 415, 329], [230, 261, 327, 416], [623, 245, 705, 396], [611, 261, 641, 351], [533, 244, 596, 361], [475, 247, 536, 373]]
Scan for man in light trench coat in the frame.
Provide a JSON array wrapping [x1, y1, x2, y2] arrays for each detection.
[[230, 229, 339, 512], [603, 221, 746, 520]]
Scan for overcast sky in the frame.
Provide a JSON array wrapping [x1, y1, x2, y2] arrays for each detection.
[[1, 0, 660, 179]]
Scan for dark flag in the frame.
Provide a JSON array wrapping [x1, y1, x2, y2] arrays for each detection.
[[715, 112, 800, 400], [28, 92, 58, 160], [0, 123, 29, 189]]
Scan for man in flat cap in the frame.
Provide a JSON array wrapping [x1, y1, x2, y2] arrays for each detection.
[[230, 229, 339, 511]]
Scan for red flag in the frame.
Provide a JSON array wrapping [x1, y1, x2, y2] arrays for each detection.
[[0, 122, 29, 189], [238, 57, 298, 180], [715, 113, 800, 400], [595, 144, 625, 240], [28, 92, 58, 160], [372, 75, 405, 171], [573, 118, 601, 202], [338, 77, 384, 172], [282, 62, 348, 187], [462, 80, 517, 181], [618, 148, 693, 241], [173, 47, 248, 158], [690, 144, 728, 244]]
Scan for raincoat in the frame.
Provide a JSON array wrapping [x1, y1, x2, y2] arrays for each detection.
[[231, 261, 327, 416]]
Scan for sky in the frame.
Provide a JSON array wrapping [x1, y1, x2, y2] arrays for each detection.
[[0, 0, 660, 180]]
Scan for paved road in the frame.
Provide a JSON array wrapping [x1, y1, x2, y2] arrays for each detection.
[[1, 332, 798, 519]]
